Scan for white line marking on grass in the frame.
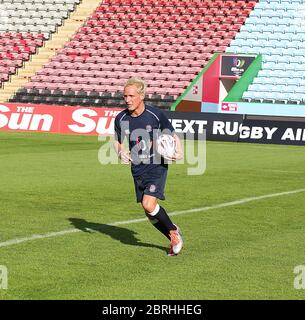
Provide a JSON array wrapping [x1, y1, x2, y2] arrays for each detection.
[[0, 229, 80, 248], [0, 188, 305, 249], [209, 142, 305, 151], [168, 188, 305, 217], [258, 169, 305, 174]]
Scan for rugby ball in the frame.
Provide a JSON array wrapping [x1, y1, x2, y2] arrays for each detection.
[[156, 134, 176, 159]]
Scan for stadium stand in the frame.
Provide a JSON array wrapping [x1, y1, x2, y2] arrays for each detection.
[[227, 0, 305, 105], [9, 0, 257, 109], [0, 0, 103, 104], [0, 0, 81, 90]]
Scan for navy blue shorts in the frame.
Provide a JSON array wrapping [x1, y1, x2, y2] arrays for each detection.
[[133, 166, 168, 203]]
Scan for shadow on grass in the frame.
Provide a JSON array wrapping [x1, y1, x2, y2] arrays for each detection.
[[68, 218, 168, 253]]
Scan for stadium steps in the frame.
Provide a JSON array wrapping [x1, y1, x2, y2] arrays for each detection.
[[0, 0, 102, 102]]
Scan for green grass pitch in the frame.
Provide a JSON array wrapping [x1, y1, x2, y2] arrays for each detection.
[[0, 131, 305, 299]]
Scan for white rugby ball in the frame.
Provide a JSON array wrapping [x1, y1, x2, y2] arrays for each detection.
[[156, 134, 176, 159]]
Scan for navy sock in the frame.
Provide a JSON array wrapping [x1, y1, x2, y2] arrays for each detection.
[[146, 206, 176, 239], [146, 212, 171, 240], [155, 206, 176, 232]]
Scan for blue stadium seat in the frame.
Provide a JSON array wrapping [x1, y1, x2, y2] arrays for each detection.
[[243, 91, 263, 102], [290, 94, 304, 104], [242, 91, 254, 102], [294, 86, 305, 94]]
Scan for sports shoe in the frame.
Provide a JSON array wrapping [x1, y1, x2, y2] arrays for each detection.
[[168, 225, 183, 255], [167, 246, 175, 256]]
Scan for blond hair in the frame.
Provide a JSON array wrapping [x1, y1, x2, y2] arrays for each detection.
[[124, 77, 147, 96]]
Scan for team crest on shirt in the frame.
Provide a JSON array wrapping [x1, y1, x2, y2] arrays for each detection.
[[149, 184, 156, 192], [146, 125, 152, 132]]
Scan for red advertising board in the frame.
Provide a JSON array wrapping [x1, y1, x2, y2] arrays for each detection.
[[0, 103, 123, 136]]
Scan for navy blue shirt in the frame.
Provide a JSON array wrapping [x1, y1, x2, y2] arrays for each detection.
[[114, 105, 175, 177]]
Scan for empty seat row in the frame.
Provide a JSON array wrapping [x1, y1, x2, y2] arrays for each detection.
[[11, 87, 174, 110], [243, 91, 304, 104], [240, 23, 305, 34], [1, 3, 76, 11], [232, 38, 305, 49], [237, 31, 305, 41], [11, 0, 79, 3], [0, 31, 45, 40], [257, 69, 305, 79], [250, 9, 305, 18], [253, 77, 305, 86], [5, 9, 68, 19], [101, 0, 256, 8], [248, 83, 305, 93], [256, 1, 304, 10]]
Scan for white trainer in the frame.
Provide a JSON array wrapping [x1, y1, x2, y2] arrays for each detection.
[[169, 225, 183, 255]]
